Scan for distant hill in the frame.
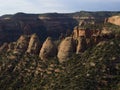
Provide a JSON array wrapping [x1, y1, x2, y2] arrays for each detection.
[[0, 11, 120, 45]]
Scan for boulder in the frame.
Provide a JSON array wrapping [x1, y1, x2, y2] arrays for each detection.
[[76, 36, 87, 54], [39, 37, 57, 60], [57, 37, 76, 63], [26, 34, 40, 54]]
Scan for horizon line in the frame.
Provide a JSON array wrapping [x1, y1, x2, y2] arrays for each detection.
[[1, 10, 120, 16]]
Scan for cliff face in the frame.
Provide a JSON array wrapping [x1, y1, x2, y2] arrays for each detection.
[[0, 23, 118, 61], [0, 13, 47, 45], [38, 13, 77, 38], [0, 11, 120, 45], [0, 13, 77, 45], [72, 26, 101, 39], [107, 16, 120, 26]]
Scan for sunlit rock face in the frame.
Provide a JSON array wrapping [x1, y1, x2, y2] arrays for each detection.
[[72, 26, 86, 39], [26, 34, 41, 54], [57, 37, 76, 63], [13, 35, 29, 54], [107, 16, 120, 26], [39, 37, 57, 60], [72, 26, 101, 39]]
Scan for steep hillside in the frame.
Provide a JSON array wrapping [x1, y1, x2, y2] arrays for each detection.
[[0, 38, 120, 89], [46, 39, 120, 90]]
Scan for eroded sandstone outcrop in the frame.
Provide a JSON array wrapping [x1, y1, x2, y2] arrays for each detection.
[[72, 26, 86, 38], [107, 16, 120, 26], [72, 26, 101, 39], [76, 36, 87, 54], [57, 37, 76, 63], [39, 37, 57, 60], [14, 35, 29, 54], [27, 34, 40, 54]]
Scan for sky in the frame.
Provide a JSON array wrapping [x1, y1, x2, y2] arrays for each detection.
[[0, 0, 120, 15]]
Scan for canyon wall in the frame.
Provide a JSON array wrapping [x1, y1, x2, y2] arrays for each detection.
[[0, 11, 119, 45]]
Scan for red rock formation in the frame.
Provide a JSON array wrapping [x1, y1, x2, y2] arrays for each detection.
[[72, 26, 85, 38], [72, 26, 91, 38], [72, 26, 101, 39]]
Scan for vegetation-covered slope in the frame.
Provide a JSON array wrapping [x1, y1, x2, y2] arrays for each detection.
[[51, 39, 120, 90], [0, 38, 120, 90]]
